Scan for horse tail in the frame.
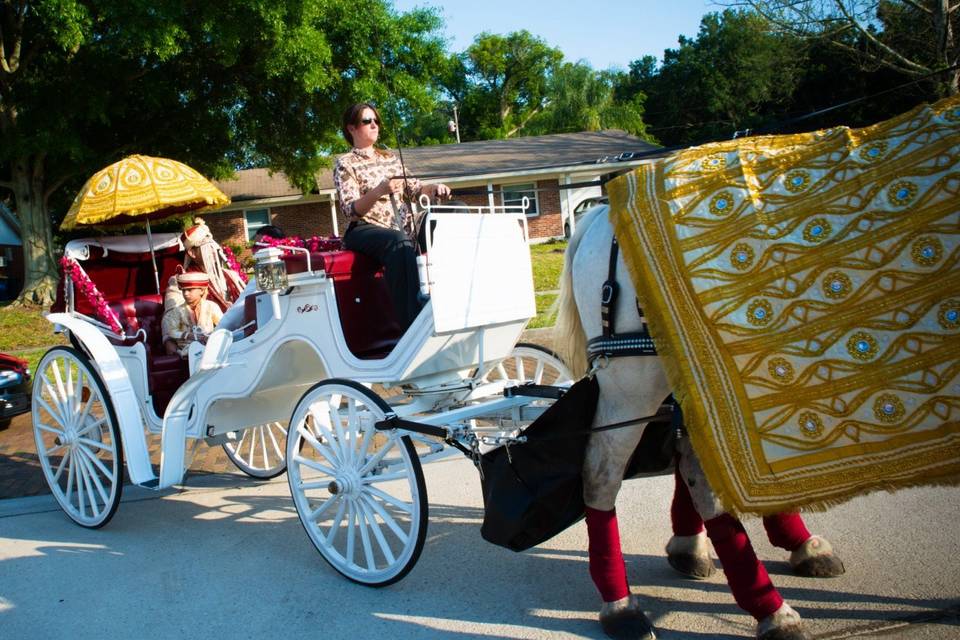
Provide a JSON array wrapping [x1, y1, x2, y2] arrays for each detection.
[[554, 207, 604, 378]]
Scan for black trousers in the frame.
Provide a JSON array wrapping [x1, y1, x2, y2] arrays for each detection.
[[343, 221, 423, 328]]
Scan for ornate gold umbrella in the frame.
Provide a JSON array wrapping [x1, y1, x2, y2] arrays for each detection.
[[61, 155, 230, 292]]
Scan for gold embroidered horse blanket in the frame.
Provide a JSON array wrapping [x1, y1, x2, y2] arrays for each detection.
[[609, 96, 960, 515]]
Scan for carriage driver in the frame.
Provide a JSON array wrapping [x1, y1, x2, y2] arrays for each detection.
[[333, 103, 451, 329], [161, 272, 224, 357]]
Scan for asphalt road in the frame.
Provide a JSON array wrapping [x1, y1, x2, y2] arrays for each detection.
[[1, 455, 958, 639]]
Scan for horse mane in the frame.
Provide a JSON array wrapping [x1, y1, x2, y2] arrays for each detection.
[[553, 206, 605, 378]]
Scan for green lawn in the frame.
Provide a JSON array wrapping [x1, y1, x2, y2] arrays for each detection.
[[0, 303, 67, 373], [529, 239, 567, 328]]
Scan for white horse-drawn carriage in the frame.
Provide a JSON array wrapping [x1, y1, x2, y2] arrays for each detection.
[[32, 200, 572, 586]]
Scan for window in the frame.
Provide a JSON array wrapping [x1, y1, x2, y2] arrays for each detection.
[[501, 183, 539, 216], [244, 208, 271, 241]]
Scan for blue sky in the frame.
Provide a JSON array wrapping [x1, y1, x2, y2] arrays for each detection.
[[390, 0, 716, 69]]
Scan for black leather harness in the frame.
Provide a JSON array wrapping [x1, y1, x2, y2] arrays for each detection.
[[585, 236, 658, 363]]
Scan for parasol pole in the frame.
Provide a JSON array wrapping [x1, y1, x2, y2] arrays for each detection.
[[145, 218, 161, 294]]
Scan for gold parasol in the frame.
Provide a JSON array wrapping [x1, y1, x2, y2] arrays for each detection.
[[60, 155, 230, 292], [61, 154, 229, 230]]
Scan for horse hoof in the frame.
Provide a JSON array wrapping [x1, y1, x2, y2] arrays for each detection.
[[667, 552, 716, 579], [600, 596, 657, 640], [790, 535, 846, 577], [757, 604, 809, 640], [757, 626, 809, 640], [792, 553, 845, 578]]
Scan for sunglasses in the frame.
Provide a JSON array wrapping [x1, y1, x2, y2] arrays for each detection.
[[360, 117, 380, 126]]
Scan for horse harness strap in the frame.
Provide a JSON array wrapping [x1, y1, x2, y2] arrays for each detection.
[[586, 235, 657, 363]]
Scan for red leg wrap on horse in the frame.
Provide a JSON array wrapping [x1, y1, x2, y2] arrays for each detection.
[[704, 513, 783, 621], [762, 512, 812, 551], [671, 464, 705, 536], [585, 506, 630, 602]]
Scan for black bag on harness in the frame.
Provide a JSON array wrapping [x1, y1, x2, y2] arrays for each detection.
[[478, 375, 599, 552]]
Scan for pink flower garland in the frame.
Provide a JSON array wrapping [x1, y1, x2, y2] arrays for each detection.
[[221, 245, 249, 284], [60, 256, 124, 335], [255, 235, 342, 255]]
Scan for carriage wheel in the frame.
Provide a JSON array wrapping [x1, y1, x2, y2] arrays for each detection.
[[287, 379, 428, 587], [223, 421, 288, 479], [32, 347, 124, 528], [484, 342, 574, 386]]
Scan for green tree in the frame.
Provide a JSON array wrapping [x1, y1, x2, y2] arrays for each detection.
[[624, 10, 805, 145], [741, 1, 958, 96], [0, 0, 446, 304], [455, 31, 563, 139], [526, 62, 653, 140]]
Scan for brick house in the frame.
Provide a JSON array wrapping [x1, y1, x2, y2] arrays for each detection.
[[0, 203, 23, 300], [207, 130, 660, 250]]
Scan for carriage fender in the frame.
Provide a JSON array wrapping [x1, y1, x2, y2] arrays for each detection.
[[45, 313, 157, 486]]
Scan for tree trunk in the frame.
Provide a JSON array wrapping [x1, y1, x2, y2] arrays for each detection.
[[11, 156, 58, 307]]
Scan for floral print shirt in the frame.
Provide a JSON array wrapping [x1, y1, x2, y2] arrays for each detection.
[[333, 148, 423, 238]]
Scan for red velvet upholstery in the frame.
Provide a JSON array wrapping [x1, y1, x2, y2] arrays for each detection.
[[282, 250, 402, 359], [242, 292, 266, 338], [51, 244, 191, 416]]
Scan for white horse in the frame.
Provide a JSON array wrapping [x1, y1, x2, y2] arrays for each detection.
[[555, 206, 845, 640]]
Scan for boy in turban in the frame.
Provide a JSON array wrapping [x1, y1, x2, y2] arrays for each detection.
[[161, 272, 223, 357]]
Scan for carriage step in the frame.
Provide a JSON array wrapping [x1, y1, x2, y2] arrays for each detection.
[[138, 478, 161, 490], [503, 383, 566, 400], [375, 415, 448, 438]]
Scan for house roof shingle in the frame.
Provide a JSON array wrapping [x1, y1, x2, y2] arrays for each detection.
[[215, 129, 661, 203]]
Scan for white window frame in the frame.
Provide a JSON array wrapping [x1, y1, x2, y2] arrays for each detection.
[[500, 182, 539, 216], [243, 208, 272, 241]]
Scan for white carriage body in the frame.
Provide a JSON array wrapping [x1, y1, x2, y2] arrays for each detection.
[[49, 208, 537, 489]]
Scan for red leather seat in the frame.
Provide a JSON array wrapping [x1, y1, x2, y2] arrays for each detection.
[[282, 250, 402, 359]]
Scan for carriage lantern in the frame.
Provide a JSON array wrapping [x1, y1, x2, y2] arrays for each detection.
[[253, 247, 288, 320]]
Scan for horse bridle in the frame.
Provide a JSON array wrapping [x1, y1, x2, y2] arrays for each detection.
[[586, 236, 658, 364]]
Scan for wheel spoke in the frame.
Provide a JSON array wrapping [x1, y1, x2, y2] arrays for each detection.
[[361, 472, 409, 484], [366, 485, 413, 513], [78, 436, 110, 451], [296, 424, 340, 466], [258, 427, 269, 468], [360, 494, 408, 542], [75, 415, 105, 438], [75, 447, 110, 506], [44, 441, 67, 456], [266, 423, 284, 460], [325, 499, 348, 546], [76, 444, 115, 483], [36, 395, 66, 430], [50, 361, 68, 410], [52, 450, 72, 483], [308, 404, 344, 464], [64, 455, 76, 504], [533, 360, 546, 384], [36, 422, 65, 437], [306, 494, 338, 522], [74, 389, 96, 432], [358, 497, 395, 566], [344, 398, 360, 467], [292, 454, 337, 477], [345, 501, 356, 567], [329, 394, 349, 466], [356, 500, 376, 570], [233, 429, 248, 454], [514, 355, 525, 381], [357, 437, 396, 476]]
